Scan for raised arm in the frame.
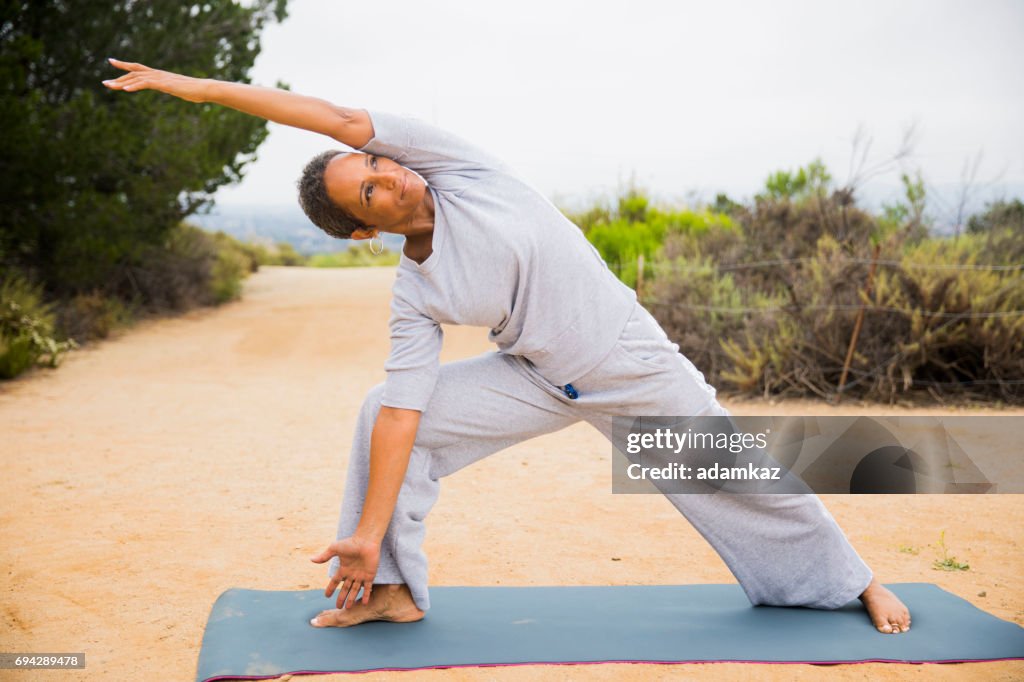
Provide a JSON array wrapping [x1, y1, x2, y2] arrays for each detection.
[[102, 58, 373, 148]]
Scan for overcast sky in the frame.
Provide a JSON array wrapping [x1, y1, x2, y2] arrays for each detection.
[[211, 0, 1024, 219]]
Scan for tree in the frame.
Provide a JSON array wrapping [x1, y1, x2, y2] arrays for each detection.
[[0, 0, 288, 295], [967, 198, 1024, 235], [759, 158, 831, 202]]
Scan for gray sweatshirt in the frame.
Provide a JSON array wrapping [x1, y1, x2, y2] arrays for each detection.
[[361, 111, 636, 411]]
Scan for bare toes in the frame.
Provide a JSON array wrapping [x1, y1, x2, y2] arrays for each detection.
[[310, 609, 344, 628]]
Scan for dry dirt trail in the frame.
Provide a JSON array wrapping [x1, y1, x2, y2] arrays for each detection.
[[1, 266, 1021, 681]]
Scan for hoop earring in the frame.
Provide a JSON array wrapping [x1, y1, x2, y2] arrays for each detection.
[[369, 235, 384, 255]]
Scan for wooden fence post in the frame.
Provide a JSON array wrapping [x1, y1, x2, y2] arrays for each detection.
[[837, 243, 882, 401]]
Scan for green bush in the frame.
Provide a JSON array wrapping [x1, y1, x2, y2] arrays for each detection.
[[308, 244, 400, 267], [268, 242, 307, 266], [0, 274, 77, 379], [583, 167, 1023, 403], [122, 223, 218, 311], [57, 293, 134, 342], [210, 230, 262, 274], [968, 198, 1024, 235], [107, 223, 252, 313], [647, 187, 1024, 402], [7, 223, 259, 363], [568, 189, 737, 289], [245, 241, 307, 266], [867, 234, 1024, 401], [210, 241, 250, 304], [649, 260, 783, 384], [17, 223, 257, 359], [207, 230, 261, 302]]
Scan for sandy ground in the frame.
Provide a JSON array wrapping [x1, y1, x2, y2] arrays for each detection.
[[1, 265, 1022, 682]]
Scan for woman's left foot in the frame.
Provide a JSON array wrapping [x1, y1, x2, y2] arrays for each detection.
[[310, 583, 424, 628], [859, 578, 911, 634]]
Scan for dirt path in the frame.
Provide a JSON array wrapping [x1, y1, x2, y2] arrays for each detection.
[[1, 266, 1021, 681]]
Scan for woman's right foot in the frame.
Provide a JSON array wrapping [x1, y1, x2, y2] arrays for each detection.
[[859, 578, 911, 634], [310, 583, 424, 628]]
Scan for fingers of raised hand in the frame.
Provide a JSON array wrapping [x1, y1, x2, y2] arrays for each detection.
[[102, 73, 148, 92], [107, 58, 150, 72], [121, 76, 153, 92]]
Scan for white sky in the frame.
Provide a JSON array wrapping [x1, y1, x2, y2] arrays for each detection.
[[213, 0, 1024, 216]]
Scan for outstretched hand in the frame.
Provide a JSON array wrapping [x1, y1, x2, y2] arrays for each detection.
[[102, 58, 208, 102], [310, 535, 381, 609]]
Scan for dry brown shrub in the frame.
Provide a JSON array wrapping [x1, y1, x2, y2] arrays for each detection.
[[647, 194, 1023, 404]]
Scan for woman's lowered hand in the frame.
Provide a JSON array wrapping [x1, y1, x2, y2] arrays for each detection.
[[310, 535, 381, 608]]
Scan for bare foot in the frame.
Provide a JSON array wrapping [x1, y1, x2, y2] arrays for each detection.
[[309, 584, 424, 628], [859, 578, 911, 634]]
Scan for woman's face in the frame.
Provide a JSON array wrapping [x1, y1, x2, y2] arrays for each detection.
[[322, 152, 427, 233]]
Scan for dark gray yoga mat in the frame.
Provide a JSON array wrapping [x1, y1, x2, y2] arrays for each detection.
[[196, 583, 1024, 681]]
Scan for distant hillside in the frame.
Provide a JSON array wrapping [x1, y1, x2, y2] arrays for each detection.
[[191, 204, 405, 255], [195, 179, 1023, 254]]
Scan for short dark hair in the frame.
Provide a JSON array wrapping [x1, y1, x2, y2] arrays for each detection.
[[297, 150, 369, 239]]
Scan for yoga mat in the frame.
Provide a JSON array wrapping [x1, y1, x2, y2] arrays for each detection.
[[196, 583, 1024, 681]]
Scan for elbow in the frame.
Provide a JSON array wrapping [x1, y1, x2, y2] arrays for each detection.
[[330, 106, 373, 147], [376, 405, 422, 431]]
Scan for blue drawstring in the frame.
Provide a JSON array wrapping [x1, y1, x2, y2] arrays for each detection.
[[563, 383, 578, 400]]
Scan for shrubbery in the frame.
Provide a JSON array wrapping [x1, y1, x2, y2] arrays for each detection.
[[0, 1, 286, 378], [572, 168, 1023, 404], [0, 275, 76, 379], [308, 243, 400, 268], [570, 190, 737, 289], [1, 216, 409, 379], [245, 241, 307, 267], [96, 223, 253, 315], [56, 293, 132, 342], [0, 1, 286, 300], [51, 224, 255, 353]]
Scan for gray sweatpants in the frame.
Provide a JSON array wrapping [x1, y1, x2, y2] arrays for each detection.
[[330, 304, 873, 611]]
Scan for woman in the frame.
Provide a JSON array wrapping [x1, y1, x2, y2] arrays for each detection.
[[103, 58, 911, 635]]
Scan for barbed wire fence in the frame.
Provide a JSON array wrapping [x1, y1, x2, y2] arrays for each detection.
[[616, 258, 1024, 274], [607, 253, 1024, 402]]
